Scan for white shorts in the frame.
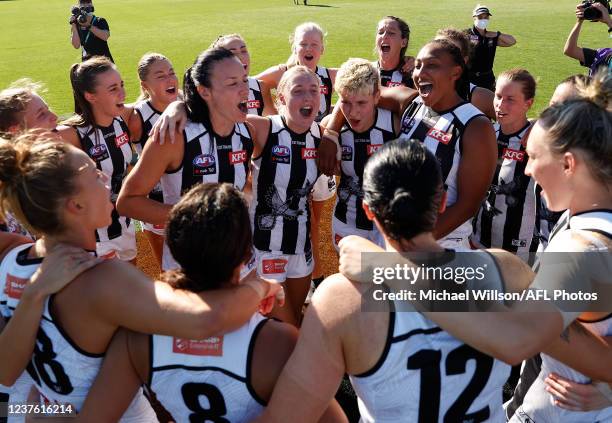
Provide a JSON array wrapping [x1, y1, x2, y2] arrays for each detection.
[[254, 248, 314, 282], [332, 217, 384, 252], [311, 175, 337, 202], [96, 222, 137, 261], [142, 221, 165, 236]]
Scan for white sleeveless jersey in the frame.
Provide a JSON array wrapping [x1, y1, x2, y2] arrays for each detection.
[[399, 98, 485, 243], [0, 244, 155, 421], [373, 61, 414, 88], [149, 314, 268, 422], [247, 77, 265, 116], [334, 108, 395, 232], [350, 250, 511, 423], [160, 120, 253, 269], [251, 115, 320, 255], [472, 122, 536, 255], [511, 210, 612, 423], [133, 100, 164, 205], [76, 117, 133, 244]]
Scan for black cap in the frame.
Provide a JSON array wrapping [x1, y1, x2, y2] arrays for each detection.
[[472, 5, 492, 16]]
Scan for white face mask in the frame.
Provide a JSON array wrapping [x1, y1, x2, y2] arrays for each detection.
[[475, 19, 489, 30]]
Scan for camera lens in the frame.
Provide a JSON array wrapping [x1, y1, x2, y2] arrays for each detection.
[[583, 6, 603, 19]]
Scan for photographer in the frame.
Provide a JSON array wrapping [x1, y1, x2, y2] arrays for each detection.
[[564, 2, 612, 75], [70, 0, 113, 62]]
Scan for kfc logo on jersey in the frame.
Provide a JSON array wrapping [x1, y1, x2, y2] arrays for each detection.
[[261, 258, 288, 275], [301, 148, 318, 159], [427, 128, 452, 145], [173, 336, 224, 356], [271, 145, 291, 164], [229, 150, 247, 165], [367, 145, 382, 156], [341, 145, 353, 161], [193, 154, 217, 176], [115, 132, 129, 148], [6, 274, 27, 300], [247, 100, 261, 110], [320, 84, 329, 95], [503, 148, 525, 162], [89, 144, 109, 162], [387, 82, 403, 88]]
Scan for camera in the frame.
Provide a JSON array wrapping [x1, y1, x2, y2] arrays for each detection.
[[70, 5, 94, 25], [580, 0, 611, 20]]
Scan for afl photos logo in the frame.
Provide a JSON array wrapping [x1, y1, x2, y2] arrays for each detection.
[[271, 145, 291, 164], [89, 144, 109, 162], [193, 154, 216, 176]]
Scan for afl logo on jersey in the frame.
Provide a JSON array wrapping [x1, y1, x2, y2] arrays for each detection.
[[341, 145, 353, 161], [193, 154, 217, 176], [426, 127, 452, 145], [115, 132, 129, 148], [229, 150, 248, 165], [301, 148, 318, 160], [271, 145, 291, 164], [503, 148, 525, 162], [89, 144, 109, 162]]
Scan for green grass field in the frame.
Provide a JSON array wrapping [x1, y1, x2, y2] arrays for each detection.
[[0, 0, 605, 117]]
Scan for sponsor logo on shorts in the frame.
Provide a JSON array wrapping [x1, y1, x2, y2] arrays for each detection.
[[262, 258, 288, 274], [511, 239, 527, 247], [367, 144, 382, 156], [247, 100, 261, 109], [115, 132, 129, 148], [89, 144, 109, 162], [6, 274, 27, 300], [100, 251, 117, 260], [229, 150, 248, 165], [301, 148, 318, 160], [193, 154, 216, 176], [173, 336, 224, 356], [341, 145, 353, 161], [503, 148, 525, 162], [271, 145, 291, 164], [320, 84, 329, 95], [426, 127, 452, 145]]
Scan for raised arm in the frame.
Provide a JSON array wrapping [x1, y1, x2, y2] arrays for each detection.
[[433, 116, 496, 239], [471, 86, 496, 120], [564, 7, 586, 62], [498, 32, 516, 47]]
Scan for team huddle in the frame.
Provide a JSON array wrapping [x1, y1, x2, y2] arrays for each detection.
[[0, 8, 611, 423]]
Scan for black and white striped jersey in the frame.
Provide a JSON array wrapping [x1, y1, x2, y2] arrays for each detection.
[[472, 122, 537, 254], [133, 100, 163, 203], [373, 61, 415, 89], [315, 66, 334, 122], [335, 108, 396, 231], [532, 184, 565, 252], [149, 314, 268, 423], [76, 117, 132, 242], [247, 77, 265, 116], [251, 115, 320, 255], [399, 97, 484, 241], [160, 121, 253, 208]]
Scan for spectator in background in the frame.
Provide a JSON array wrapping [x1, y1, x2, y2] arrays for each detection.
[[563, 2, 612, 76], [70, 0, 113, 62], [467, 4, 516, 91]]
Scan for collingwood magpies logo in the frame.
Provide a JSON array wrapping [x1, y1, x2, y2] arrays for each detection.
[[483, 177, 522, 216], [337, 176, 362, 205], [257, 180, 314, 230]]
